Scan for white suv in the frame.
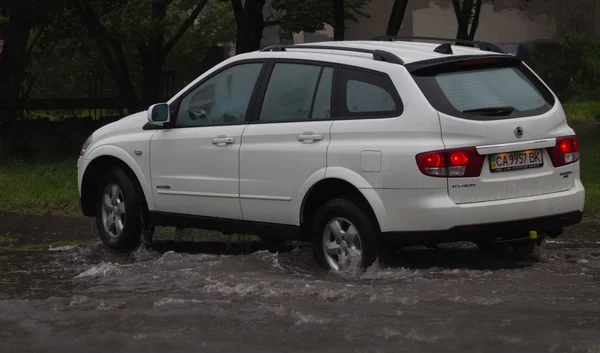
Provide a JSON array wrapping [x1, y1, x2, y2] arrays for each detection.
[[77, 37, 585, 271]]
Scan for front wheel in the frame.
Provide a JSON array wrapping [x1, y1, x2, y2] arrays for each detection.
[[95, 168, 153, 252], [312, 198, 378, 272]]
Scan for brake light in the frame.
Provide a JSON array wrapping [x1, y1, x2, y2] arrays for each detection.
[[455, 58, 499, 66], [416, 147, 485, 178], [548, 136, 580, 167]]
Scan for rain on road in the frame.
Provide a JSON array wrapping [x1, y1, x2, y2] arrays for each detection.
[[1, 212, 600, 353]]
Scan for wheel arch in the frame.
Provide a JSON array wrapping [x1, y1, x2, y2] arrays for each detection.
[[80, 148, 154, 217], [299, 175, 386, 240]]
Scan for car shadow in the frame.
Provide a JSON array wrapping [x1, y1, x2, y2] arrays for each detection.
[[380, 244, 534, 271]]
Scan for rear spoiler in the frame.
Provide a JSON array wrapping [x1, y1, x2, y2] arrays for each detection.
[[405, 54, 521, 74]]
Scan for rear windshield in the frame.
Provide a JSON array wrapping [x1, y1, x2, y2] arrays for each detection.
[[411, 58, 555, 120]]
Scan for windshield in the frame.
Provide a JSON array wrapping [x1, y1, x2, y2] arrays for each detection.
[[411, 58, 556, 120]]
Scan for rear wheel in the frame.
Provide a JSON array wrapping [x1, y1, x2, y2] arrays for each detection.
[[312, 198, 378, 272], [95, 168, 154, 252]]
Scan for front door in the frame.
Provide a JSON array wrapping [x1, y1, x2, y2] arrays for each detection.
[[239, 61, 335, 225], [150, 61, 265, 219]]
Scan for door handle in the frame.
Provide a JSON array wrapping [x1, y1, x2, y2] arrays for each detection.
[[297, 131, 323, 144], [212, 135, 235, 147]]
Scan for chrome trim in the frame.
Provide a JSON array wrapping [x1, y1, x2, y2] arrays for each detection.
[[240, 194, 293, 201], [476, 138, 556, 155], [156, 190, 238, 198]]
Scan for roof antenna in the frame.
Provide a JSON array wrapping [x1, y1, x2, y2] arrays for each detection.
[[434, 43, 453, 55]]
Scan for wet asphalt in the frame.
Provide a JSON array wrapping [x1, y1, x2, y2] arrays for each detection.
[[1, 212, 600, 353]]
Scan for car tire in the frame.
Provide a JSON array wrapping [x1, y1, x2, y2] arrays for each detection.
[[311, 198, 378, 272], [95, 167, 153, 252]]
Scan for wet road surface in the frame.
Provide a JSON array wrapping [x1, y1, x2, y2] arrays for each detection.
[[1, 212, 600, 353]]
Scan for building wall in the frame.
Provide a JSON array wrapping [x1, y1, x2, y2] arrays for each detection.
[[347, 0, 598, 43], [241, 0, 597, 52]]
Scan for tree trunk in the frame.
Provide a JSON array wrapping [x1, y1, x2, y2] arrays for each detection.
[[453, 0, 474, 41], [140, 46, 166, 108], [468, 0, 483, 40], [233, 0, 267, 54], [0, 4, 33, 121], [385, 0, 409, 37], [332, 0, 345, 41], [140, 1, 168, 108]]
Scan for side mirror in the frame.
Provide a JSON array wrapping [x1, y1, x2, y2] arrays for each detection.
[[148, 103, 170, 126]]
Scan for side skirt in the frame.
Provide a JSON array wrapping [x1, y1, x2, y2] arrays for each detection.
[[148, 211, 304, 241]]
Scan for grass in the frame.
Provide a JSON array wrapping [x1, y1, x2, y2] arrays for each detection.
[[0, 236, 17, 244], [577, 128, 600, 217], [563, 101, 600, 124], [0, 160, 79, 215], [0, 239, 97, 251]]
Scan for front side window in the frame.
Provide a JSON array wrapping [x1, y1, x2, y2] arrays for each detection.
[[259, 63, 333, 122], [175, 63, 263, 128]]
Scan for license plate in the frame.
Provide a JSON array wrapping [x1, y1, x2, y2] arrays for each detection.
[[489, 149, 543, 172]]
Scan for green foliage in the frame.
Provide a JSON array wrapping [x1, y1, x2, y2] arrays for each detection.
[[0, 236, 17, 244], [166, 0, 236, 70], [269, 0, 370, 33], [532, 30, 600, 102], [20, 0, 236, 116], [0, 160, 79, 215], [563, 101, 600, 124], [576, 126, 600, 217]]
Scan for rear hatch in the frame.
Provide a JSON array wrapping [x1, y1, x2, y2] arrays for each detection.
[[410, 55, 579, 204]]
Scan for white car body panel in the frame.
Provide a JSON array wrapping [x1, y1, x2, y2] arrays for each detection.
[[239, 121, 333, 225], [78, 111, 158, 211], [76, 40, 585, 240], [374, 177, 585, 232], [150, 125, 248, 219]]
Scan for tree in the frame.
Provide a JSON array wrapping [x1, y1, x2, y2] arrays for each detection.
[[385, 0, 408, 37], [73, 0, 234, 111], [0, 2, 34, 107], [229, 0, 370, 54], [451, 0, 545, 41], [0, 0, 69, 120], [74, 0, 208, 111], [332, 0, 344, 40], [229, 0, 267, 55], [452, 0, 483, 40]]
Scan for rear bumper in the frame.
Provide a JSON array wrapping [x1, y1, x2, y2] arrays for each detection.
[[381, 211, 583, 246], [365, 178, 585, 244]]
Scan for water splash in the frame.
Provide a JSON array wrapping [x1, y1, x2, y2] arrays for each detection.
[[75, 262, 121, 278]]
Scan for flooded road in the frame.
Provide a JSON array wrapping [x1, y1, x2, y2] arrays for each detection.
[[1, 212, 600, 353]]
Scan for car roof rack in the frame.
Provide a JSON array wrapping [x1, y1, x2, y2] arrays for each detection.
[[371, 35, 505, 54], [260, 44, 405, 65]]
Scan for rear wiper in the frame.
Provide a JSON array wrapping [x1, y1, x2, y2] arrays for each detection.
[[463, 106, 515, 116]]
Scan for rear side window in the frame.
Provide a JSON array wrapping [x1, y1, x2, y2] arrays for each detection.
[[411, 58, 555, 120], [338, 67, 403, 119], [258, 63, 333, 122]]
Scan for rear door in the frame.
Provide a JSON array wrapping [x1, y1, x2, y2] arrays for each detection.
[[239, 60, 334, 225], [411, 56, 577, 204]]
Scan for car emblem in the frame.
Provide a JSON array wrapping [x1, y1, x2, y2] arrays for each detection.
[[514, 126, 523, 138]]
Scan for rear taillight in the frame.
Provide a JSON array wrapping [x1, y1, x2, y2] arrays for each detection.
[[548, 136, 580, 167], [416, 147, 485, 178]]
